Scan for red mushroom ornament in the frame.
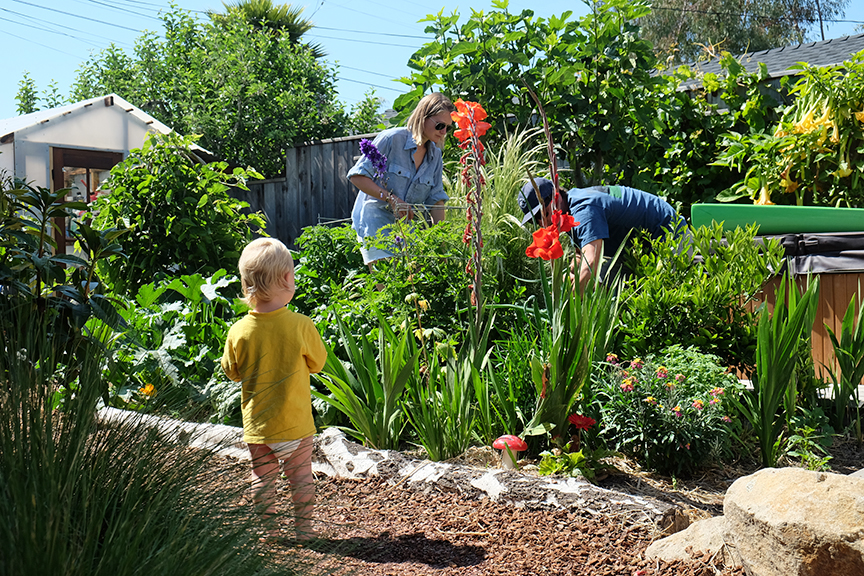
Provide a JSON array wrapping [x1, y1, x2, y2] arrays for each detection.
[[492, 435, 528, 469]]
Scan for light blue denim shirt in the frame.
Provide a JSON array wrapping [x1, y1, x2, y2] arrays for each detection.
[[348, 127, 448, 246]]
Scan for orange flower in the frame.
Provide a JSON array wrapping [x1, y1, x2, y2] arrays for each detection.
[[451, 99, 490, 142], [525, 224, 564, 260], [138, 383, 156, 397]]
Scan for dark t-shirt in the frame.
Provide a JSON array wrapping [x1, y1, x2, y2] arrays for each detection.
[[567, 185, 683, 256]]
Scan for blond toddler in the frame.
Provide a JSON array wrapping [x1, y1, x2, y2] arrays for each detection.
[[221, 238, 327, 541]]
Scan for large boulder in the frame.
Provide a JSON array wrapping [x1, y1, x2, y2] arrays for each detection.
[[645, 516, 738, 566], [724, 467, 864, 576]]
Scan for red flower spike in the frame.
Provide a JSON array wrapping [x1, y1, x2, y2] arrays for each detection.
[[525, 225, 564, 260], [551, 210, 577, 233]]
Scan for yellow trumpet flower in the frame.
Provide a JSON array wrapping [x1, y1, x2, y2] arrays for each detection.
[[755, 186, 775, 205]]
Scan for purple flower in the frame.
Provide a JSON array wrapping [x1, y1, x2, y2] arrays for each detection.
[[359, 139, 388, 179]]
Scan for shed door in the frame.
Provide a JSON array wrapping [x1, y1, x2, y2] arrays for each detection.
[[51, 147, 123, 253]]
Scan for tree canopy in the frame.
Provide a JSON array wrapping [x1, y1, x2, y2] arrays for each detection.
[[639, 0, 850, 64], [209, 0, 326, 57], [18, 6, 380, 178]]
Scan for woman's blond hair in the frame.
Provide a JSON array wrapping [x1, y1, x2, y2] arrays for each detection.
[[406, 93, 456, 146], [238, 238, 294, 308]]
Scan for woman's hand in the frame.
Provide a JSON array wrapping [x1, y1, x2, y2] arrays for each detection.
[[387, 195, 414, 220]]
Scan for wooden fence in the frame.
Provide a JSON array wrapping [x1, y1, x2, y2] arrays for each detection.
[[232, 132, 377, 247]]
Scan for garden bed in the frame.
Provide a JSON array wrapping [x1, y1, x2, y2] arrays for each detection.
[[200, 430, 863, 576]]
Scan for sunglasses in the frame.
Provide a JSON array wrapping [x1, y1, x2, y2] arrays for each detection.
[[434, 121, 451, 132]]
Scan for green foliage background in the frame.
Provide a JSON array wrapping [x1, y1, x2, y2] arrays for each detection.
[[90, 132, 266, 297]]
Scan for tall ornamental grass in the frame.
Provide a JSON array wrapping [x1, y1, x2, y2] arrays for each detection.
[[0, 302, 290, 576]]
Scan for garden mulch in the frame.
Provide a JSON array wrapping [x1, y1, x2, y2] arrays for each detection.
[[207, 438, 863, 576]]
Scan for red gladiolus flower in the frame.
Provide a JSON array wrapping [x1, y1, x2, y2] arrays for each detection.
[[551, 210, 577, 233], [568, 414, 596, 430], [525, 225, 564, 260], [451, 99, 490, 142], [454, 128, 472, 141]]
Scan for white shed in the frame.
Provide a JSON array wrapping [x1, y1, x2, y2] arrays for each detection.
[[0, 94, 174, 252]]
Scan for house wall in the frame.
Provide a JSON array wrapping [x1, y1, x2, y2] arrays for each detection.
[[11, 99, 161, 188], [0, 142, 12, 177]]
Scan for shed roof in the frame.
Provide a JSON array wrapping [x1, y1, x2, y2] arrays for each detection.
[[679, 33, 864, 91], [0, 94, 172, 142]]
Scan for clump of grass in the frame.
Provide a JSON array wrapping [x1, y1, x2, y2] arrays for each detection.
[[0, 301, 299, 576]]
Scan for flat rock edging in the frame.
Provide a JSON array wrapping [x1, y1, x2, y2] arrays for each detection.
[[95, 409, 686, 532]]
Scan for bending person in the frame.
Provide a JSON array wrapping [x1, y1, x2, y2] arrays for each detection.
[[348, 92, 456, 266], [518, 178, 689, 287]]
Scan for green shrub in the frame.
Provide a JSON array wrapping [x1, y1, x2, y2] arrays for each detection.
[[293, 222, 367, 318], [90, 132, 266, 297], [593, 345, 743, 476], [0, 179, 126, 402], [617, 223, 785, 369]]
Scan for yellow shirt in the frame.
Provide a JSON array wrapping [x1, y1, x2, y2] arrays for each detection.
[[221, 307, 327, 443]]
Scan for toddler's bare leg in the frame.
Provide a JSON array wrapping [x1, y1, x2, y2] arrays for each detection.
[[248, 443, 279, 535], [281, 436, 316, 539]]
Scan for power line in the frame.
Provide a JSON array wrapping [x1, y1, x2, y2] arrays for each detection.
[[306, 33, 417, 48], [81, 0, 162, 21], [12, 0, 142, 31], [0, 26, 86, 59], [0, 10, 122, 48], [338, 76, 404, 92], [337, 64, 402, 79], [649, 5, 864, 26], [321, 0, 422, 30], [315, 25, 427, 39]]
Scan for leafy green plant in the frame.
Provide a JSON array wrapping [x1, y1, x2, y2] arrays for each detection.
[[488, 325, 537, 435], [783, 406, 834, 471], [0, 180, 126, 402], [523, 258, 621, 446], [104, 270, 243, 422], [313, 314, 419, 449], [619, 223, 785, 369], [713, 52, 864, 207], [537, 448, 617, 482], [404, 353, 476, 462], [824, 288, 864, 435], [293, 222, 367, 317], [732, 274, 821, 468], [595, 346, 742, 476], [90, 132, 266, 297]]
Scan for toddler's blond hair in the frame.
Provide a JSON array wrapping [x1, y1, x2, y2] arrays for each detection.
[[238, 238, 294, 308]]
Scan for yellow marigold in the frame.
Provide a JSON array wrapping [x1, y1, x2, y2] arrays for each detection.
[[139, 383, 156, 397], [855, 111, 864, 123]]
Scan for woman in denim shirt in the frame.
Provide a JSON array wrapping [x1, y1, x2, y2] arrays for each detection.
[[348, 93, 456, 265]]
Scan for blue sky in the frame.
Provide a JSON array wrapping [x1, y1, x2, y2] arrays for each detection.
[[1, 0, 863, 120]]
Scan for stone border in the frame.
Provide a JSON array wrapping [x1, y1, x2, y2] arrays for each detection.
[[96, 409, 685, 531]]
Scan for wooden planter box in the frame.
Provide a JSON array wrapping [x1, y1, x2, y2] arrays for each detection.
[[750, 273, 864, 380]]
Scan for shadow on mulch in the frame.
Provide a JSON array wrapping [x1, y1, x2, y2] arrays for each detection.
[[300, 533, 486, 568]]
